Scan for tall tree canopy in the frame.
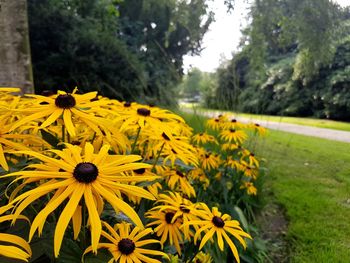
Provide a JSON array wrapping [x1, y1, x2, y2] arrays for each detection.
[[28, 0, 213, 105], [210, 0, 350, 120]]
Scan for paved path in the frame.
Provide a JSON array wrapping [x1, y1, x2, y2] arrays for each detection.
[[185, 109, 350, 143]]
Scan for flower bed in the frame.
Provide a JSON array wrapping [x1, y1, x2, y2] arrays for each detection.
[[0, 88, 266, 262]]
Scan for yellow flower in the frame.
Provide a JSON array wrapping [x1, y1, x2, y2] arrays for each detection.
[[249, 123, 267, 136], [240, 149, 259, 168], [241, 161, 259, 179], [186, 204, 251, 263], [190, 251, 213, 263], [0, 214, 32, 262], [192, 132, 217, 145], [118, 104, 184, 132], [139, 129, 198, 166], [240, 181, 257, 195], [84, 221, 167, 263], [0, 118, 47, 171], [146, 209, 183, 255], [223, 118, 246, 130], [200, 152, 220, 171], [206, 117, 221, 130], [219, 129, 248, 144], [10, 89, 114, 137], [152, 192, 204, 240], [3, 143, 156, 257], [165, 169, 196, 197]]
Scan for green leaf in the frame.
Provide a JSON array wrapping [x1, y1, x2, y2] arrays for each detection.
[[84, 249, 112, 263], [233, 206, 249, 230], [40, 130, 63, 149]]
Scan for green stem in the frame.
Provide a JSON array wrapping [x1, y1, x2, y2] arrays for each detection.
[[82, 202, 87, 249], [131, 126, 141, 153], [152, 143, 165, 171]]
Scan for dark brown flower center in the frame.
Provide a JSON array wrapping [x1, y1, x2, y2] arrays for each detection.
[[124, 102, 131, 107], [134, 168, 145, 175], [55, 94, 76, 109], [118, 238, 135, 255], [165, 212, 175, 224], [137, 108, 151, 116], [214, 118, 219, 122], [176, 170, 184, 177], [212, 216, 225, 228], [250, 153, 255, 157], [255, 123, 260, 127], [231, 119, 237, 123], [162, 132, 170, 141], [229, 129, 236, 133], [73, 162, 98, 183]]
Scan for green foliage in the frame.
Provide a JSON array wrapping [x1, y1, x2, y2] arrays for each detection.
[[28, 0, 213, 105], [210, 0, 350, 121]]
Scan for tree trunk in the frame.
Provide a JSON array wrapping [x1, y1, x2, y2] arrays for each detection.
[[0, 0, 34, 94]]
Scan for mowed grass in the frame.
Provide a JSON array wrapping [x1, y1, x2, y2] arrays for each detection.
[[179, 103, 350, 132], [255, 130, 350, 262], [180, 111, 350, 262]]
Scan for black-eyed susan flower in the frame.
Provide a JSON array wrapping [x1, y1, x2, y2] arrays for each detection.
[[84, 221, 167, 263], [2, 143, 157, 257], [249, 123, 267, 136], [192, 132, 217, 145], [200, 152, 221, 171], [240, 181, 257, 196], [206, 117, 221, 130], [0, 214, 32, 262], [152, 192, 204, 240], [118, 104, 185, 132], [219, 129, 248, 144], [223, 118, 246, 130], [165, 169, 196, 197], [0, 118, 48, 171], [191, 251, 213, 263], [241, 161, 259, 179], [240, 149, 259, 168], [9, 89, 114, 137], [186, 204, 251, 263], [140, 129, 198, 166], [146, 209, 183, 255]]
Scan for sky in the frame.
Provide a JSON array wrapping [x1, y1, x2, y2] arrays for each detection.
[[183, 0, 349, 73]]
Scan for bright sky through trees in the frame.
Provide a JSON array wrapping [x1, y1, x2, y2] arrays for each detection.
[[183, 0, 349, 73]]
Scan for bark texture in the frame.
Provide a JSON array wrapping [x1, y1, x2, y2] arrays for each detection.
[[0, 0, 34, 94]]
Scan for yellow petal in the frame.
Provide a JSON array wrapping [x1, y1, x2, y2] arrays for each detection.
[[72, 205, 82, 240], [0, 144, 9, 171], [93, 182, 144, 228], [84, 186, 102, 253], [63, 109, 76, 137], [54, 184, 85, 257], [29, 185, 75, 240]]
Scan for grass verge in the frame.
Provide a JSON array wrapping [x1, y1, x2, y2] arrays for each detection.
[[255, 130, 350, 262], [179, 103, 350, 132], [181, 110, 350, 262]]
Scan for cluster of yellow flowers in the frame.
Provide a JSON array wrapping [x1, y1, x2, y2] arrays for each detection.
[[0, 88, 264, 263], [192, 114, 266, 197]]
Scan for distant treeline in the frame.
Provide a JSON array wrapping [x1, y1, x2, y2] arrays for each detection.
[[185, 0, 350, 121], [28, 0, 213, 106]]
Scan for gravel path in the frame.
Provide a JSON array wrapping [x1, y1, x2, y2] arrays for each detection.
[[186, 109, 350, 143]]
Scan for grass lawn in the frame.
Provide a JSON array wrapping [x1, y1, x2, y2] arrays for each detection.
[[181, 111, 350, 262], [255, 130, 350, 262], [179, 103, 350, 132]]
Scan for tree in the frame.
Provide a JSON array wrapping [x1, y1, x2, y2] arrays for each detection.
[[0, 0, 33, 93], [28, 0, 213, 105]]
